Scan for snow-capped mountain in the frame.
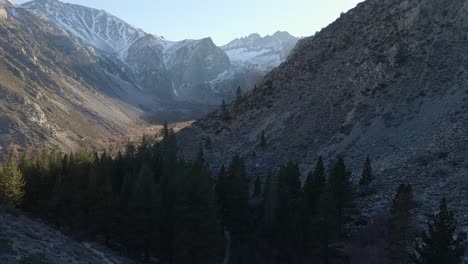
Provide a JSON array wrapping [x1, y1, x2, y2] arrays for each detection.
[[22, 0, 147, 59], [21, 0, 263, 114], [221, 31, 299, 71]]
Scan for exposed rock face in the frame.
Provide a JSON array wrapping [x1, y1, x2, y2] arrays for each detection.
[[221, 31, 299, 71], [21, 0, 264, 119], [178, 0, 468, 225], [0, 0, 267, 150], [0, 2, 145, 152]]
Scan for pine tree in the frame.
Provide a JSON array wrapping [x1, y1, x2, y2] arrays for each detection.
[[234, 86, 242, 109], [221, 100, 230, 121], [274, 161, 302, 262], [303, 157, 326, 214], [359, 156, 373, 187], [260, 130, 266, 148], [160, 120, 170, 139], [253, 176, 262, 198], [314, 157, 355, 262], [301, 157, 327, 259], [224, 155, 251, 263], [413, 198, 466, 264], [159, 128, 180, 263], [326, 157, 355, 235], [387, 184, 414, 264], [0, 158, 25, 207], [173, 151, 223, 264], [216, 165, 227, 225], [262, 170, 278, 233], [127, 164, 159, 261]]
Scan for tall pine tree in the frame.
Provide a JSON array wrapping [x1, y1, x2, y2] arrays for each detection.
[[301, 157, 327, 260], [359, 156, 373, 187], [387, 184, 414, 264], [173, 151, 223, 264], [413, 198, 466, 264], [223, 155, 251, 263], [274, 161, 302, 262], [0, 158, 25, 207], [221, 100, 230, 121]]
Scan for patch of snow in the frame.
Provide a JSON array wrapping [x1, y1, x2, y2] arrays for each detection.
[[172, 81, 179, 96], [225, 48, 270, 63]]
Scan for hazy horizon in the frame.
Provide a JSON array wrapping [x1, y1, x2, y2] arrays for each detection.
[[13, 0, 365, 45]]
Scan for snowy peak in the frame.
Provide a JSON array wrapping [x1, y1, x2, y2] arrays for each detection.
[[221, 31, 299, 71], [21, 0, 147, 58]]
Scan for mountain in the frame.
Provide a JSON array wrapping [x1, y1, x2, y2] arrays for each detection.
[[178, 0, 468, 225], [21, 0, 264, 121], [221, 31, 299, 71], [0, 0, 147, 152], [0, 0, 266, 151]]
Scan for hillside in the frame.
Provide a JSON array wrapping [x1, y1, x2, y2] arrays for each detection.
[[0, 0, 145, 152], [178, 0, 468, 224], [0, 208, 134, 264]]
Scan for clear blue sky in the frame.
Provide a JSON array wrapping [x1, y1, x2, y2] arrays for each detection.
[[14, 0, 364, 45]]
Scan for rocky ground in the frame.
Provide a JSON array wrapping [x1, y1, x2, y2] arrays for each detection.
[[0, 208, 134, 264]]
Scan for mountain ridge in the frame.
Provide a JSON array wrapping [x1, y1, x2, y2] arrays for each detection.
[[177, 0, 468, 225], [0, 0, 299, 151], [221, 31, 299, 71]]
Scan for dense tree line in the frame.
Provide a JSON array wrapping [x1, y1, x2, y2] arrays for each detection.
[[0, 130, 466, 263]]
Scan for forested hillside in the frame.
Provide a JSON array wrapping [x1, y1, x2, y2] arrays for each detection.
[[0, 126, 465, 263]]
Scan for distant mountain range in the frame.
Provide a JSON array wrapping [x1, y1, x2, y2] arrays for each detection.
[[0, 0, 298, 151], [22, 0, 299, 107], [222, 31, 299, 71]]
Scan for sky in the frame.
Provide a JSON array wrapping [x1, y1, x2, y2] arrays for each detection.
[[13, 0, 365, 46]]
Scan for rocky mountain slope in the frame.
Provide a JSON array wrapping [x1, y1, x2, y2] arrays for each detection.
[[0, 0, 267, 151], [21, 0, 264, 118], [222, 31, 299, 71], [178, 0, 468, 226], [0, 0, 146, 152], [0, 208, 134, 264]]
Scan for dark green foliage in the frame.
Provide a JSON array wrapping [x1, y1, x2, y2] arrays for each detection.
[[251, 151, 257, 159], [303, 157, 326, 214], [301, 157, 327, 258], [262, 170, 278, 233], [173, 151, 223, 264], [387, 184, 414, 264], [215, 155, 253, 263], [413, 198, 466, 264], [359, 156, 373, 187], [0, 238, 13, 254], [253, 176, 261, 198], [221, 100, 230, 121], [273, 161, 302, 261], [4, 131, 453, 264], [326, 157, 355, 235], [234, 86, 242, 109], [260, 130, 266, 148], [314, 157, 356, 263], [0, 158, 25, 207]]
